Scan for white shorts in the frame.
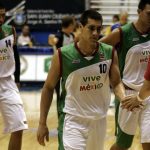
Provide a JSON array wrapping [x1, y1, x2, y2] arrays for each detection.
[[139, 96, 150, 143], [0, 76, 23, 104], [63, 114, 106, 150], [118, 89, 150, 143], [118, 89, 139, 135], [0, 77, 28, 133]]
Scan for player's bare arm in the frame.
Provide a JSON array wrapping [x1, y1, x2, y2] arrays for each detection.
[[109, 50, 126, 101], [139, 80, 150, 100], [12, 26, 17, 45], [37, 51, 60, 146], [99, 28, 121, 46]]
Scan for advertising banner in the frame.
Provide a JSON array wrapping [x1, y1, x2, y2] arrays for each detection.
[[1, 0, 85, 31], [20, 54, 52, 81]]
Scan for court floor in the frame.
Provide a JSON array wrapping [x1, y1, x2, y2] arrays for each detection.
[[0, 90, 142, 150]]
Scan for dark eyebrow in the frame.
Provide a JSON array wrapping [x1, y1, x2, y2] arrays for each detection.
[[88, 25, 101, 27]]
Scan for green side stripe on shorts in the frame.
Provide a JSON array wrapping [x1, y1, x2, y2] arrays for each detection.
[[115, 98, 134, 149], [58, 112, 66, 150]]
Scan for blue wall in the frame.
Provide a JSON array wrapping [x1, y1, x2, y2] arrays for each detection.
[[31, 32, 50, 46]]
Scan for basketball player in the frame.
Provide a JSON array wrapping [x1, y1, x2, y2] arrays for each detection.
[[37, 10, 127, 150], [122, 60, 150, 150], [99, 0, 150, 150], [48, 16, 75, 119], [0, 3, 28, 150]]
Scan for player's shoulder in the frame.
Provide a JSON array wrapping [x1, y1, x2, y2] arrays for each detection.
[[2, 24, 14, 35], [121, 22, 132, 33], [2, 24, 13, 30], [61, 42, 74, 52], [99, 42, 113, 50]]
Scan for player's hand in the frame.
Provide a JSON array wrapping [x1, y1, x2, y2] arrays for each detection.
[[37, 124, 49, 146], [121, 95, 144, 111], [48, 34, 58, 46]]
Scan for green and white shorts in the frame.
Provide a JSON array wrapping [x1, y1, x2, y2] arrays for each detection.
[[115, 89, 150, 148]]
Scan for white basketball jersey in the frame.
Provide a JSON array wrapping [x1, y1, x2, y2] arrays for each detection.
[[59, 43, 113, 119], [122, 41, 150, 91], [0, 34, 15, 77]]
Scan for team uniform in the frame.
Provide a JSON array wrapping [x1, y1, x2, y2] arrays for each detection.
[[0, 24, 28, 133], [115, 23, 150, 148], [57, 42, 114, 150]]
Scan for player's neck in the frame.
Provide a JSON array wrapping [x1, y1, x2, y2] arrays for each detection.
[[134, 21, 150, 34], [77, 40, 97, 56]]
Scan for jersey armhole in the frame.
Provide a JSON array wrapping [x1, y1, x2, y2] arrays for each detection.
[[58, 48, 62, 77], [11, 26, 17, 45], [111, 47, 115, 63], [116, 28, 123, 53], [109, 47, 116, 78]]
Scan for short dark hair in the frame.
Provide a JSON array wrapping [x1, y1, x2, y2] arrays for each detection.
[[61, 16, 75, 28], [138, 0, 150, 10], [80, 9, 103, 26]]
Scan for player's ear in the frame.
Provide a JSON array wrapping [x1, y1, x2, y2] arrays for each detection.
[[78, 22, 82, 28], [137, 9, 141, 14], [78, 23, 84, 32]]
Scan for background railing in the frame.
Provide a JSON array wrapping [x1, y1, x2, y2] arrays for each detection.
[[90, 0, 139, 25]]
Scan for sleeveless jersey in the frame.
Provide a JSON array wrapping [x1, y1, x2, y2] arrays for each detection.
[[62, 33, 74, 46], [59, 42, 113, 119], [118, 23, 150, 91], [0, 24, 15, 78]]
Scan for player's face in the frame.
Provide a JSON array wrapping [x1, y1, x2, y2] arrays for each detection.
[[139, 4, 150, 30], [81, 18, 102, 44], [0, 8, 5, 26]]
